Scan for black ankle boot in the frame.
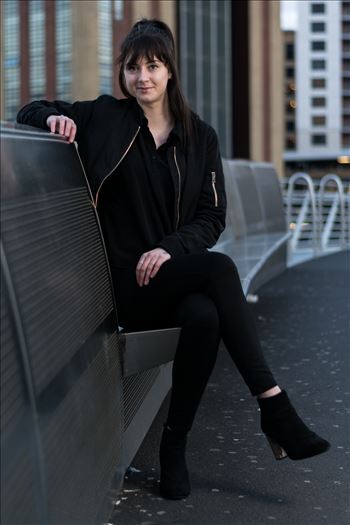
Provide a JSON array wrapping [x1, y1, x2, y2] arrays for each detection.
[[258, 390, 330, 460], [159, 425, 191, 500]]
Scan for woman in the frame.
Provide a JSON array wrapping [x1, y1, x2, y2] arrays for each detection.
[[17, 19, 330, 500]]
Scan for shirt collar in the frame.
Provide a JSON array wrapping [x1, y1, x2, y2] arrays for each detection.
[[132, 99, 183, 145]]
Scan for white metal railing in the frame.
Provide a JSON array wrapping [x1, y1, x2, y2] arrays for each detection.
[[318, 174, 347, 250], [284, 173, 350, 259], [286, 172, 318, 254]]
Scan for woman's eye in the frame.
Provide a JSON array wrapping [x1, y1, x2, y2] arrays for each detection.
[[149, 64, 158, 70], [126, 65, 137, 72]]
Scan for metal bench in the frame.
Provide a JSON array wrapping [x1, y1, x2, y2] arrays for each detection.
[[1, 122, 289, 525]]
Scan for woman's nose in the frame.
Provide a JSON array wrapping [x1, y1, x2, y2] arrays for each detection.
[[138, 67, 149, 82]]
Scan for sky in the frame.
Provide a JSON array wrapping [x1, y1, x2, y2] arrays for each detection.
[[280, 0, 298, 30]]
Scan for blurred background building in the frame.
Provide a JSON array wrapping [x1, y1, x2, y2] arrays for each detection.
[[1, 0, 283, 174], [1, 0, 349, 178], [283, 0, 350, 178]]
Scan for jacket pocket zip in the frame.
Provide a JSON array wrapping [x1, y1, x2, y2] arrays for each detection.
[[173, 146, 181, 229], [94, 126, 141, 207], [211, 171, 218, 207]]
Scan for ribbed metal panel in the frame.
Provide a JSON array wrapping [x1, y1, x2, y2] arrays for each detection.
[[1, 277, 41, 525], [41, 332, 122, 525], [1, 126, 124, 525], [123, 367, 160, 429], [1, 188, 113, 395]]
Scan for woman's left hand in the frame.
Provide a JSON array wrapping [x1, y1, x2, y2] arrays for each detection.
[[136, 248, 171, 287]]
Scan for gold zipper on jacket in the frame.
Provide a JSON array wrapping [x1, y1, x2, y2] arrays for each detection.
[[173, 146, 181, 229], [93, 126, 141, 208], [211, 171, 218, 207]]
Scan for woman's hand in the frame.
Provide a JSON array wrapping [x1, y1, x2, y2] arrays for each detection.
[[136, 248, 171, 287], [46, 115, 77, 143]]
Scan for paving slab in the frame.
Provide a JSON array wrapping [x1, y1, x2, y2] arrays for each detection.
[[110, 250, 350, 525]]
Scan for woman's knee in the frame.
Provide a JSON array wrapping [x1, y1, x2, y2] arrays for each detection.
[[204, 251, 239, 280], [176, 293, 219, 330]]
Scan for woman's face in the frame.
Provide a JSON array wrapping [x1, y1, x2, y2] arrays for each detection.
[[124, 55, 172, 107]]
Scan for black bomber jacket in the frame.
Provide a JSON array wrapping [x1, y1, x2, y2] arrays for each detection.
[[17, 95, 226, 260]]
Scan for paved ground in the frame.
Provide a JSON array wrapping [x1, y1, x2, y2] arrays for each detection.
[[110, 250, 350, 525]]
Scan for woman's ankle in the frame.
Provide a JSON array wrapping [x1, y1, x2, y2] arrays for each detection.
[[257, 386, 282, 399]]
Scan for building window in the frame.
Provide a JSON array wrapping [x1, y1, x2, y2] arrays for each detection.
[[312, 97, 326, 107], [3, 0, 20, 121], [285, 66, 294, 78], [285, 43, 294, 60], [98, 0, 113, 94], [311, 22, 326, 32], [311, 78, 326, 88], [311, 41, 326, 51], [312, 134, 327, 145], [179, 0, 232, 157], [285, 137, 296, 150], [29, 0, 46, 100], [342, 134, 350, 148], [56, 0, 72, 100], [312, 115, 326, 126], [286, 99, 296, 113], [311, 3, 326, 14], [311, 59, 326, 70]]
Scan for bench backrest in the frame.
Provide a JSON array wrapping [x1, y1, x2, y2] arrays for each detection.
[[221, 160, 286, 240], [1, 124, 122, 525]]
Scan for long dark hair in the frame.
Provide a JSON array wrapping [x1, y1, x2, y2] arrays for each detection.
[[118, 19, 194, 143]]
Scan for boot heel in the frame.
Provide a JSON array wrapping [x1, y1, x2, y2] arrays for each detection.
[[266, 436, 288, 460]]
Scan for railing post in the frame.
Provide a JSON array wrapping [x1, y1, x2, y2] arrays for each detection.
[[286, 173, 318, 255], [318, 174, 347, 250]]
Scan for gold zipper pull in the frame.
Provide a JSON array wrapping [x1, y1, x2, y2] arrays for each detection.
[[211, 171, 218, 207]]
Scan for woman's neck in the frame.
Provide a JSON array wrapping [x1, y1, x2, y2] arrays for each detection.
[[138, 98, 174, 148], [138, 98, 173, 130]]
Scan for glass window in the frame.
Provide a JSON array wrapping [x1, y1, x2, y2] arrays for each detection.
[[98, 0, 113, 94], [286, 100, 296, 113], [4, 0, 20, 121], [342, 134, 350, 148], [311, 78, 326, 88], [178, 1, 232, 157], [285, 137, 296, 150], [285, 43, 294, 60], [312, 97, 326, 107], [311, 3, 326, 14], [56, 0, 72, 100], [285, 66, 295, 78], [29, 0, 46, 100], [311, 41, 326, 51], [312, 115, 326, 126], [311, 59, 326, 70], [311, 22, 326, 32], [312, 134, 327, 145]]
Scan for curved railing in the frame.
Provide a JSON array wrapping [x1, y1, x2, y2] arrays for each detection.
[[286, 172, 318, 255], [318, 174, 347, 250]]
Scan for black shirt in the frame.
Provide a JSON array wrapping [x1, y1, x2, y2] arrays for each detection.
[[98, 109, 181, 269]]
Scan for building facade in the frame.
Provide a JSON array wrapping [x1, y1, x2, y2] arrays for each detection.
[[1, 0, 283, 171], [284, 0, 350, 177], [283, 30, 296, 152]]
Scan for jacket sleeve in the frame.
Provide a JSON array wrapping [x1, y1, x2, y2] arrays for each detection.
[[16, 98, 97, 139], [157, 126, 227, 258]]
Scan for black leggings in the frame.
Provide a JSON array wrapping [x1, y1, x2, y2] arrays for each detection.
[[112, 252, 277, 433]]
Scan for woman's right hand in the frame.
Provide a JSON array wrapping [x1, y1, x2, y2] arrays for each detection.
[[46, 115, 77, 143]]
